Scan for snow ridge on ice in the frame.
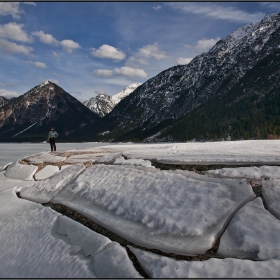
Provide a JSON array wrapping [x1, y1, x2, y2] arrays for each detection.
[[53, 164, 255, 255], [129, 246, 280, 278], [217, 197, 280, 260]]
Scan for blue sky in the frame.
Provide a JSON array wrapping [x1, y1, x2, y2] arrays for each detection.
[[0, 2, 279, 101]]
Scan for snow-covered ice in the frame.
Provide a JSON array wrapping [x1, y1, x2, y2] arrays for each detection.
[[260, 166, 280, 179], [0, 189, 140, 278], [95, 152, 122, 164], [52, 164, 255, 255], [113, 156, 153, 168], [0, 162, 12, 172], [35, 165, 60, 181], [129, 246, 280, 278], [0, 172, 35, 192], [4, 161, 38, 181], [217, 197, 280, 260], [20, 163, 85, 203], [64, 154, 102, 164], [262, 178, 280, 219], [23, 151, 67, 164]]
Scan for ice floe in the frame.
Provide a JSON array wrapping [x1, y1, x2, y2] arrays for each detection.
[[262, 178, 280, 219], [95, 152, 122, 164], [34, 165, 60, 181], [113, 156, 153, 168], [52, 164, 255, 255], [4, 161, 38, 181], [129, 246, 280, 278], [0, 189, 140, 278], [64, 154, 102, 164], [20, 163, 85, 203], [0, 162, 12, 172], [23, 151, 67, 164], [217, 197, 280, 260]]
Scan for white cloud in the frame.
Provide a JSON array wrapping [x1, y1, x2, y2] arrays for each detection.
[[114, 66, 147, 78], [60, 39, 81, 53], [167, 3, 265, 23], [185, 38, 220, 52], [32, 31, 59, 45], [138, 43, 168, 60], [0, 22, 32, 43], [0, 39, 33, 55], [0, 2, 24, 19], [94, 67, 147, 79], [176, 57, 193, 65], [0, 89, 19, 98], [94, 69, 114, 77], [91, 44, 126, 61], [23, 2, 36, 6], [24, 60, 47, 69], [153, 5, 162, 10]]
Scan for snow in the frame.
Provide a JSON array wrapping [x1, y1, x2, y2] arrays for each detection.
[[217, 197, 280, 260], [111, 82, 141, 105], [20, 163, 85, 203], [0, 189, 140, 278], [52, 164, 255, 255], [129, 246, 280, 278], [13, 122, 38, 137], [113, 156, 153, 168], [262, 178, 280, 219], [4, 161, 38, 181], [35, 165, 60, 181], [23, 152, 67, 164], [260, 166, 280, 179]]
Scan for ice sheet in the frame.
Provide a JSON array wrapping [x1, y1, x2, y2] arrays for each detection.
[[260, 166, 280, 179], [95, 152, 122, 164], [4, 161, 38, 181], [129, 246, 280, 278], [217, 197, 280, 260], [23, 151, 67, 164], [205, 167, 262, 182], [64, 154, 101, 164], [0, 172, 36, 192], [262, 178, 280, 219], [56, 216, 141, 278], [0, 189, 94, 278], [20, 163, 85, 203], [53, 165, 255, 255], [35, 165, 60, 181], [113, 156, 153, 167]]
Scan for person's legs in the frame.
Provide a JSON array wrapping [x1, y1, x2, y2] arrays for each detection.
[[53, 138, 56, 151], [50, 138, 54, 151]]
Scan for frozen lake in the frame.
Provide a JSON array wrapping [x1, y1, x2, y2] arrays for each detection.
[[0, 142, 112, 166]]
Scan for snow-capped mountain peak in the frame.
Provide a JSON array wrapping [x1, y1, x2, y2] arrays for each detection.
[[111, 82, 142, 104]]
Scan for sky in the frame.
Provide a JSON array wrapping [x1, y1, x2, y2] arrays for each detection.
[[0, 2, 280, 102]]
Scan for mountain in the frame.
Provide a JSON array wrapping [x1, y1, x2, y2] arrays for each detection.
[[97, 13, 280, 142], [0, 81, 101, 142], [83, 82, 141, 117], [0, 96, 10, 108]]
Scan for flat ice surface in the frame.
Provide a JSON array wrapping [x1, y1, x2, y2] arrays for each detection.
[[217, 197, 280, 260], [0, 142, 112, 166], [260, 166, 280, 179], [20, 163, 85, 203], [129, 246, 280, 278], [4, 161, 38, 181], [262, 178, 280, 219], [0, 189, 140, 278], [101, 140, 280, 165], [24, 151, 67, 164], [61, 165, 71, 170], [35, 165, 60, 181], [53, 165, 255, 255], [113, 156, 153, 167], [64, 154, 101, 164]]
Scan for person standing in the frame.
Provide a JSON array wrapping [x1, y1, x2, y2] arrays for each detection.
[[47, 127, 58, 151]]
